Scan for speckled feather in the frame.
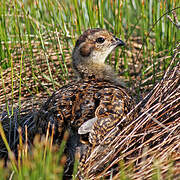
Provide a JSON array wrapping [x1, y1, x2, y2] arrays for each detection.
[[35, 77, 135, 177], [34, 29, 135, 177], [37, 78, 133, 133], [0, 29, 135, 178]]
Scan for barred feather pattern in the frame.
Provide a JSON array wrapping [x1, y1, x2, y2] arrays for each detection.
[[78, 46, 180, 179]]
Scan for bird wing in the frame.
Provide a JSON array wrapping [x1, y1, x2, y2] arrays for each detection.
[[78, 87, 133, 146]]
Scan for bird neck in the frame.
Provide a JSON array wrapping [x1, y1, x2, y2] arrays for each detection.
[[73, 60, 125, 86]]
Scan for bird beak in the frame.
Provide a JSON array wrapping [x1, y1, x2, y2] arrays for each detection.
[[114, 37, 125, 47]]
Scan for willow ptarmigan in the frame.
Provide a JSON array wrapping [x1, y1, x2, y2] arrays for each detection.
[[35, 28, 135, 176], [0, 28, 135, 178]]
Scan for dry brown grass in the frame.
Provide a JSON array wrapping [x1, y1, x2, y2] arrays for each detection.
[[79, 43, 180, 179], [1, 32, 179, 180]]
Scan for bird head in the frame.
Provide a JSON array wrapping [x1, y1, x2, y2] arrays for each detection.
[[72, 28, 124, 66]]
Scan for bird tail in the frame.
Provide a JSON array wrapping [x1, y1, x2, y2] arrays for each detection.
[[0, 107, 38, 160]]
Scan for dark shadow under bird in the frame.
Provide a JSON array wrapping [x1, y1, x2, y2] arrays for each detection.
[[0, 28, 136, 178]]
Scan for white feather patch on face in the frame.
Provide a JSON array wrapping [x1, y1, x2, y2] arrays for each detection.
[[90, 44, 117, 64]]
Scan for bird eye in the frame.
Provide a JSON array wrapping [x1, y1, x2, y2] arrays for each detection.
[[96, 37, 105, 44]]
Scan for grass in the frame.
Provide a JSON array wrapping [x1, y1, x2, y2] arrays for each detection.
[[0, 0, 180, 179], [83, 52, 179, 179]]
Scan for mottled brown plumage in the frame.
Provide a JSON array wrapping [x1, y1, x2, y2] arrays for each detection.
[[35, 28, 135, 177], [38, 78, 133, 139], [0, 28, 135, 178]]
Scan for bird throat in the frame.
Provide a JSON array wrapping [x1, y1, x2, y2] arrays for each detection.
[[73, 61, 124, 86]]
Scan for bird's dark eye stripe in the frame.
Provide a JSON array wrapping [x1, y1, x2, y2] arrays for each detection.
[[96, 37, 105, 44]]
